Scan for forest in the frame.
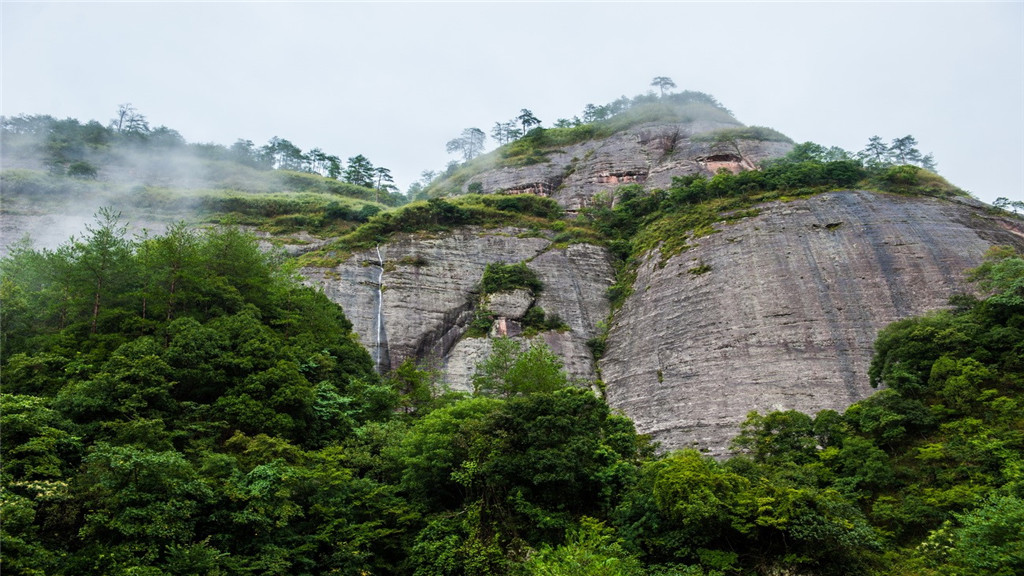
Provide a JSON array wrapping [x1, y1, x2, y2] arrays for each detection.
[[1, 106, 398, 194], [1, 207, 1022, 575]]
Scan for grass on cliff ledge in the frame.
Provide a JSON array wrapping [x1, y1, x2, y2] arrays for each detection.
[[0, 168, 389, 237], [580, 159, 972, 316], [298, 193, 597, 267], [605, 178, 965, 268]]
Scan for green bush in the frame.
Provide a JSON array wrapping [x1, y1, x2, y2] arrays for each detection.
[[664, 159, 867, 208], [872, 165, 965, 198], [688, 262, 712, 275], [324, 200, 381, 223], [521, 306, 569, 335], [694, 125, 793, 144], [522, 305, 546, 328], [0, 169, 103, 198], [480, 261, 542, 294], [465, 306, 495, 338], [882, 165, 920, 187], [66, 161, 98, 179], [479, 193, 563, 219]]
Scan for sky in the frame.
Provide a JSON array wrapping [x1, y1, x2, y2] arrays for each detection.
[[2, 1, 1022, 205]]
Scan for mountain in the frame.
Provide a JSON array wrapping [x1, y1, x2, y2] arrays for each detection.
[[3, 97, 1023, 457], [297, 118, 1024, 454], [5, 95, 1024, 576]]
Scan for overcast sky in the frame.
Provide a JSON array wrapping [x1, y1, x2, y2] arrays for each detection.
[[2, 1, 1022, 204]]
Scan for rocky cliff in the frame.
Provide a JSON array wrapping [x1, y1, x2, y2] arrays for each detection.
[[461, 121, 793, 212], [8, 108, 1021, 457], [300, 228, 615, 391], [600, 191, 1024, 455], [298, 190, 1024, 455]]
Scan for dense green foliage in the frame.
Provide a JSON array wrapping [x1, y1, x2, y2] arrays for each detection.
[[0, 215, 398, 575], [577, 141, 967, 273], [471, 338, 569, 397], [480, 262, 543, 295], [692, 126, 793, 145], [4, 206, 1020, 575]]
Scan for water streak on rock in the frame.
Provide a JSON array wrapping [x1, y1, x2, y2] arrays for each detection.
[[374, 244, 388, 372]]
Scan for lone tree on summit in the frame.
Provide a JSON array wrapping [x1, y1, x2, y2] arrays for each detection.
[[516, 109, 541, 135], [446, 127, 486, 162], [651, 76, 676, 97], [111, 103, 149, 134]]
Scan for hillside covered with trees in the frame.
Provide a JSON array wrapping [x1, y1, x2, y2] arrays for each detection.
[[1, 107, 407, 252], [3, 85, 1024, 575]]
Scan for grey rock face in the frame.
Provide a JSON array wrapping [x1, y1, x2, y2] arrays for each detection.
[[300, 228, 615, 390], [463, 122, 793, 212], [443, 337, 493, 394], [301, 191, 1023, 456], [486, 289, 534, 319], [600, 191, 1024, 456]]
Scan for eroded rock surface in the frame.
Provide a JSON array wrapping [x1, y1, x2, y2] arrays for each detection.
[[487, 289, 534, 319], [600, 191, 1024, 455], [301, 228, 615, 390], [463, 121, 793, 211]]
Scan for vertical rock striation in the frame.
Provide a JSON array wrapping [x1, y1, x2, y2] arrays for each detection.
[[600, 191, 1024, 455], [301, 228, 615, 389]]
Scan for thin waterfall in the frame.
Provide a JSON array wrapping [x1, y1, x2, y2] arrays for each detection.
[[374, 244, 386, 372]]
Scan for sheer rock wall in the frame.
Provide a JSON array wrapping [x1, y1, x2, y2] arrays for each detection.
[[300, 228, 615, 390], [300, 192, 1024, 455], [599, 191, 1024, 455]]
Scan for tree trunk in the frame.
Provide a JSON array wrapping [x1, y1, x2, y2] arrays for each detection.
[[91, 279, 102, 334]]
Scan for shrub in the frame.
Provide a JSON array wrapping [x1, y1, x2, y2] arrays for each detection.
[[688, 262, 712, 275], [0, 169, 101, 198], [695, 126, 794, 144], [479, 194, 563, 219], [66, 161, 98, 179], [480, 262, 542, 295], [586, 335, 607, 360], [883, 165, 921, 188], [521, 305, 546, 328], [465, 306, 495, 338]]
